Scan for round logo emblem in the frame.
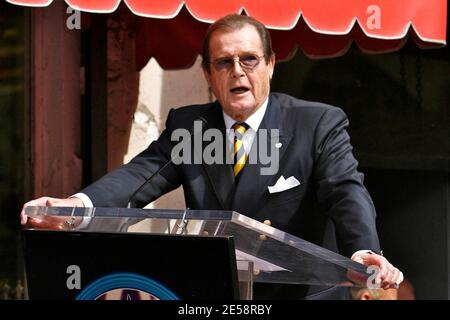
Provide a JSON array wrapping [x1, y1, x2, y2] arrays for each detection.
[[75, 273, 179, 300]]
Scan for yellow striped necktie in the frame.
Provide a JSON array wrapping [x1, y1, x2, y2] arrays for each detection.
[[232, 122, 250, 177]]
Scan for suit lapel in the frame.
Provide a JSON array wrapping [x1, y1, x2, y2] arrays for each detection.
[[232, 94, 293, 217], [202, 102, 235, 209]]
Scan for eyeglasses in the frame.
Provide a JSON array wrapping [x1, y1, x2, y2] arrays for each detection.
[[210, 54, 265, 72]]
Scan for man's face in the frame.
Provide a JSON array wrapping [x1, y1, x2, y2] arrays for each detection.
[[203, 24, 275, 122]]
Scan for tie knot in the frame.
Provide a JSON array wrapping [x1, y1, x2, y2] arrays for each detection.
[[232, 122, 249, 139]]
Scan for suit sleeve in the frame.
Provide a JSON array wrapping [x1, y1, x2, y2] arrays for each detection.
[[313, 107, 380, 257], [80, 109, 182, 208]]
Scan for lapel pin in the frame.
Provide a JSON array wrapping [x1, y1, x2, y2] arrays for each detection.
[[275, 142, 282, 148]]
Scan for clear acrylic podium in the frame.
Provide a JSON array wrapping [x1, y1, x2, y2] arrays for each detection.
[[22, 206, 370, 300]]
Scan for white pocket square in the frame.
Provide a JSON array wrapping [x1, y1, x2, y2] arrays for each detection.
[[268, 176, 301, 194]]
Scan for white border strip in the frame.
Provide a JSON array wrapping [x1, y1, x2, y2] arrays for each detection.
[[65, 0, 121, 14], [6, 0, 54, 7], [123, 0, 185, 19], [303, 16, 446, 45]]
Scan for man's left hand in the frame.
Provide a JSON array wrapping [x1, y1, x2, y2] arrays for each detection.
[[352, 252, 404, 289]]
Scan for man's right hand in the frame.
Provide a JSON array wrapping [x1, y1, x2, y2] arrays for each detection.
[[20, 197, 84, 225]]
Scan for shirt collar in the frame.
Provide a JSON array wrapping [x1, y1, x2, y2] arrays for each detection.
[[222, 96, 269, 131]]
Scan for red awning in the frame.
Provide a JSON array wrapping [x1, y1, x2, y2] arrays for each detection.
[[8, 0, 448, 69]]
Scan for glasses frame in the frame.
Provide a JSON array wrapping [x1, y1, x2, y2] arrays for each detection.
[[209, 54, 266, 72]]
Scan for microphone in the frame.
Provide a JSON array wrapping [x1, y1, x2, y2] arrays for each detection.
[[126, 116, 208, 208]]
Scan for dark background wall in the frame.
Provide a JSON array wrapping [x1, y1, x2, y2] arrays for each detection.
[[0, 3, 26, 297]]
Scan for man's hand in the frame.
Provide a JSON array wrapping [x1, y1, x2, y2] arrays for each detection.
[[352, 252, 404, 289], [20, 197, 84, 225]]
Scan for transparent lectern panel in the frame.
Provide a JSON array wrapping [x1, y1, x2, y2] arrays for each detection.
[[24, 206, 370, 287]]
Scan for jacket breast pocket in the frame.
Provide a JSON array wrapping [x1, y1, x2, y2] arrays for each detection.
[[265, 184, 305, 208]]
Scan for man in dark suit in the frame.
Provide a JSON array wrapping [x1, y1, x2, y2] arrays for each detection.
[[21, 14, 403, 298]]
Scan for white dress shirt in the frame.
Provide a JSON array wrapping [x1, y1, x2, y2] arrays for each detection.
[[222, 97, 268, 154]]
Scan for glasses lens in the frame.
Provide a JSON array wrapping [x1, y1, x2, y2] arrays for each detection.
[[240, 55, 260, 68], [214, 58, 233, 71]]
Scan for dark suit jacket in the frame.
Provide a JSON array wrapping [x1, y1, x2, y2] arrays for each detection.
[[82, 92, 380, 299]]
